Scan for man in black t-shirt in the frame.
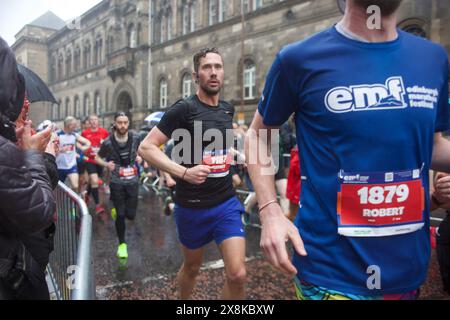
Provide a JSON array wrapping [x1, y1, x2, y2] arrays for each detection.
[[95, 112, 141, 260], [139, 48, 247, 299]]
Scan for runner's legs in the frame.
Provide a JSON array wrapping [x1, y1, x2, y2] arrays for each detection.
[[177, 245, 205, 300], [219, 237, 246, 300]]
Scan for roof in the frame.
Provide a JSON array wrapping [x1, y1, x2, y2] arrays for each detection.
[[29, 11, 66, 30]]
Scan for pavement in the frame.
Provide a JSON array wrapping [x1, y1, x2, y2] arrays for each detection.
[[90, 186, 450, 300]]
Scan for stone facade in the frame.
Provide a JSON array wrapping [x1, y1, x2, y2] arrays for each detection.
[[11, 0, 450, 128]]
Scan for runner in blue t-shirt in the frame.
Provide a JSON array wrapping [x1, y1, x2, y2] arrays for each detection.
[[246, 0, 450, 300]]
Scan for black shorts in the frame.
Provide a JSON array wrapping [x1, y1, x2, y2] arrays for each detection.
[[77, 161, 86, 174], [85, 162, 103, 176]]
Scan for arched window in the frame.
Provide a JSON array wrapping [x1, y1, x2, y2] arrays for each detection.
[[160, 78, 168, 108], [243, 61, 256, 100], [182, 73, 192, 98]]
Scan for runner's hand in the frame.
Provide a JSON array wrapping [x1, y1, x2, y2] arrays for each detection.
[[183, 165, 211, 185], [259, 203, 307, 275], [434, 172, 450, 203], [166, 176, 177, 188], [106, 161, 115, 171]]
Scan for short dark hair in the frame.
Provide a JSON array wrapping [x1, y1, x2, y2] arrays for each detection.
[[114, 111, 128, 121], [193, 47, 221, 73]]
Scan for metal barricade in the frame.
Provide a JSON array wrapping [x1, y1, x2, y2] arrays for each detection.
[[47, 181, 95, 300]]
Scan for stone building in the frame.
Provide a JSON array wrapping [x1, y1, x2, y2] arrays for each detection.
[[12, 0, 450, 128]]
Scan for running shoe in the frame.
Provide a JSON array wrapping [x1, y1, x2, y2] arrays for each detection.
[[111, 207, 117, 221], [117, 243, 128, 259], [95, 204, 105, 215]]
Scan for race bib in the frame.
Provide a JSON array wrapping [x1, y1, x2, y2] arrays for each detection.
[[119, 166, 138, 180], [337, 168, 425, 237], [61, 144, 75, 153], [202, 149, 232, 178]]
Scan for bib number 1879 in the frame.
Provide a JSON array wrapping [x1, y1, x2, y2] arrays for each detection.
[[357, 185, 409, 205]]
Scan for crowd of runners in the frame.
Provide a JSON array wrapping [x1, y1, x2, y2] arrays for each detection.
[[4, 0, 450, 300]]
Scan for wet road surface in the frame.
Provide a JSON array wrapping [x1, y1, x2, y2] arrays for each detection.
[[90, 186, 449, 300]]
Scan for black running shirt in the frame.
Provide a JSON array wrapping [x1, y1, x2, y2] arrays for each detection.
[[157, 95, 235, 208]]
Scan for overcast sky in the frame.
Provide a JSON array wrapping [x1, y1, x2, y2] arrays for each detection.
[[0, 0, 102, 46]]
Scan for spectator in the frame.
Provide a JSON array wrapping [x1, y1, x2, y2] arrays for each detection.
[[0, 37, 57, 300]]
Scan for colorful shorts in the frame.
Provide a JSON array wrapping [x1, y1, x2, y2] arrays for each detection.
[[294, 277, 419, 300]]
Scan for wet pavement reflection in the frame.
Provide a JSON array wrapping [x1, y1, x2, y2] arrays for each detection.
[[91, 187, 449, 300]]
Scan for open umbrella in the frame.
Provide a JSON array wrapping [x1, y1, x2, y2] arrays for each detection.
[[17, 64, 58, 104], [144, 111, 165, 127]]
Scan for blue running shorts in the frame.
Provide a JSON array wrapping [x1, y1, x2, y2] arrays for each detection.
[[174, 196, 246, 250]]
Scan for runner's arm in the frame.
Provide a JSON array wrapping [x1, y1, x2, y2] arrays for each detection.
[[245, 111, 307, 275], [76, 134, 91, 152], [431, 133, 450, 172], [138, 127, 186, 179]]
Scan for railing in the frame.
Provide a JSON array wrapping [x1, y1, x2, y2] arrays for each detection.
[[47, 182, 95, 300]]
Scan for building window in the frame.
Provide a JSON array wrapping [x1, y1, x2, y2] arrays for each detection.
[[160, 16, 166, 43], [167, 12, 173, 41], [65, 98, 71, 118], [50, 57, 56, 82], [242, 0, 262, 13], [128, 24, 137, 48], [209, 0, 217, 25], [58, 54, 64, 80], [243, 62, 256, 100], [160, 78, 168, 108], [83, 94, 90, 117], [182, 1, 197, 35], [52, 101, 60, 120], [182, 4, 189, 35], [74, 96, 81, 118], [209, 0, 226, 25], [83, 41, 91, 70], [107, 29, 114, 54], [65, 51, 72, 77], [182, 73, 192, 98], [95, 36, 103, 65], [190, 2, 196, 32], [94, 92, 102, 115], [74, 46, 81, 73]]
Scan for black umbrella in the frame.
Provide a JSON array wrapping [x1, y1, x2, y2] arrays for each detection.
[[17, 64, 58, 104]]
